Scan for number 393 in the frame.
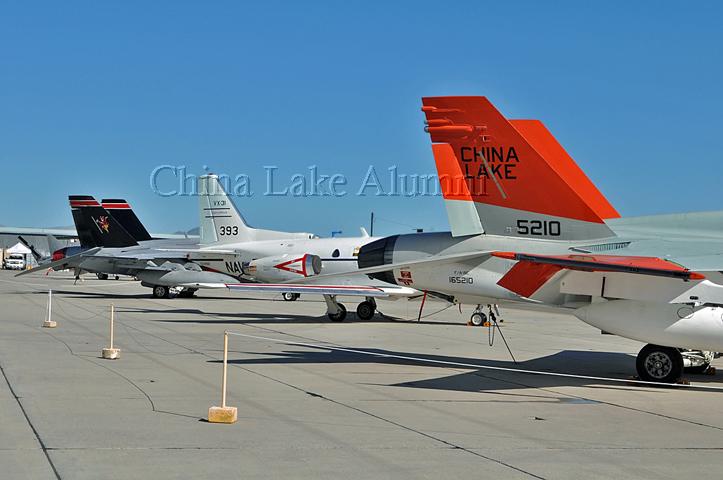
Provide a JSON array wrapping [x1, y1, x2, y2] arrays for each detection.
[[219, 225, 238, 236]]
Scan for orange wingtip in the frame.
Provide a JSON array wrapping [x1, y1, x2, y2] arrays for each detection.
[[689, 272, 706, 280], [491, 252, 517, 260]]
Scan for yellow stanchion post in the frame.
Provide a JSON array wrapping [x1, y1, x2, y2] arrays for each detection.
[[102, 304, 121, 359], [208, 331, 237, 423], [42, 289, 57, 328]]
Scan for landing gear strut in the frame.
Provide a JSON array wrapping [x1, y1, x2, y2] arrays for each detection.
[[682, 350, 715, 374], [356, 298, 376, 320], [636, 344, 684, 383], [323, 295, 347, 322]]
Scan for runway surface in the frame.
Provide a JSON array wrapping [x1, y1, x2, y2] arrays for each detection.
[[1, 270, 722, 479]]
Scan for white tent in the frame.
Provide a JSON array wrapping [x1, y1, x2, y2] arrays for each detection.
[[6, 242, 31, 255]]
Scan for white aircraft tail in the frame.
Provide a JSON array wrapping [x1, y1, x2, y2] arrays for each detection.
[[198, 174, 315, 245]]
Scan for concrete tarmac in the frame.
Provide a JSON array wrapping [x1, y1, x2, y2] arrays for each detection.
[[1, 270, 723, 480]]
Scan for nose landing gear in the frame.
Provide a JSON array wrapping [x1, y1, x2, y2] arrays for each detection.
[[282, 292, 300, 302], [469, 304, 502, 327]]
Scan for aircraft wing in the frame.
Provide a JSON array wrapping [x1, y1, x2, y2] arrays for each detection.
[[227, 284, 392, 297], [0, 226, 78, 239], [285, 250, 493, 284], [156, 248, 240, 255], [493, 252, 704, 280], [662, 253, 723, 273], [181, 282, 418, 297], [492, 251, 706, 299], [15, 247, 102, 276]]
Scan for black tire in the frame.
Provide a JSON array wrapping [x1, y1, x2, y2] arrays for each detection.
[[282, 292, 299, 302], [152, 285, 170, 299], [328, 304, 347, 322], [178, 288, 197, 298], [470, 312, 486, 327], [96, 273, 109, 280], [356, 301, 375, 320], [636, 344, 684, 383]]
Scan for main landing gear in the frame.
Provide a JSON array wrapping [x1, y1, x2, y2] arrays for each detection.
[[636, 344, 683, 383], [356, 298, 377, 321], [177, 288, 198, 298], [150, 285, 197, 299], [322, 296, 377, 322], [636, 345, 717, 383], [324, 295, 347, 322], [152, 285, 172, 299], [469, 304, 502, 327]]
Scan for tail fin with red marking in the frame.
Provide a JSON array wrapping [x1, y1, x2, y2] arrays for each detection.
[[101, 198, 153, 242], [68, 195, 138, 248], [422, 96, 618, 240]]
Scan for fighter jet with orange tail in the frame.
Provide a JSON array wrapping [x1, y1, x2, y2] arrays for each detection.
[[230, 96, 723, 383]]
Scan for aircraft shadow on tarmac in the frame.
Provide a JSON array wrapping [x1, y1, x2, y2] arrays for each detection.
[[214, 347, 723, 392], [31, 289, 297, 303], [32, 289, 154, 300], [30, 290, 463, 325], [116, 305, 462, 326]]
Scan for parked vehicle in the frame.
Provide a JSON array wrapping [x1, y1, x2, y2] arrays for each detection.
[[5, 253, 26, 270]]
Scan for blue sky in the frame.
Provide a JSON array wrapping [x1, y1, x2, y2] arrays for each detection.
[[1, 1, 722, 236]]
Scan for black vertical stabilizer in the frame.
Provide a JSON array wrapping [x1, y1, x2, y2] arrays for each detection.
[[68, 196, 99, 248], [68, 196, 138, 248], [101, 198, 153, 242]]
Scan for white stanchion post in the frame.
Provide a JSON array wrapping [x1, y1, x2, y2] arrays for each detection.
[[208, 331, 237, 423], [221, 331, 228, 407], [42, 289, 57, 328], [102, 304, 121, 359]]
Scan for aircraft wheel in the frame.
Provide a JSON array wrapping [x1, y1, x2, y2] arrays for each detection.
[[636, 344, 683, 383], [152, 285, 171, 299], [470, 312, 487, 327], [282, 292, 299, 302], [356, 301, 375, 320], [96, 273, 109, 280], [328, 304, 347, 322]]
